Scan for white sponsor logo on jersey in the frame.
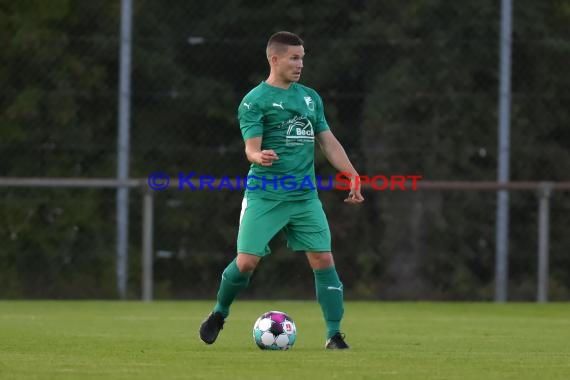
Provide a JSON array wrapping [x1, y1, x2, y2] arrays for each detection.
[[284, 115, 314, 146]]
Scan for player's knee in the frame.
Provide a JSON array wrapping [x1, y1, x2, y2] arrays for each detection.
[[236, 253, 260, 273], [306, 252, 334, 269]]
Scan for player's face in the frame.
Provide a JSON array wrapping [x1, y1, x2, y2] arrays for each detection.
[[277, 45, 304, 83]]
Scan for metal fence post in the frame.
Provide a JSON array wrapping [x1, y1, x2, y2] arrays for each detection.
[[495, 0, 514, 303], [537, 182, 552, 303], [142, 186, 155, 301], [117, 0, 134, 300]]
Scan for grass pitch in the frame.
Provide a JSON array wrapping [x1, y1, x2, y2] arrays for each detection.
[[0, 301, 569, 379]]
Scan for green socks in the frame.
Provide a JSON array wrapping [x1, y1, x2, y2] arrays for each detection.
[[314, 266, 344, 339], [213, 259, 252, 318], [213, 260, 343, 339]]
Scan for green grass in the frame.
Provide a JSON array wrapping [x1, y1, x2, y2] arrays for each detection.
[[0, 301, 569, 379]]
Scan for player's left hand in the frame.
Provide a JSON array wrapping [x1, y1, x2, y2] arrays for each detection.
[[344, 189, 364, 204]]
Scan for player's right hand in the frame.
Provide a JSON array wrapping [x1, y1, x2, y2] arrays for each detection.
[[258, 150, 279, 166]]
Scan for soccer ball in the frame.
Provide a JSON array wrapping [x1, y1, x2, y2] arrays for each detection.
[[252, 311, 297, 350]]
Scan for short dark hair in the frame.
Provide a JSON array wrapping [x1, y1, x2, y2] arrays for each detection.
[[267, 31, 304, 50]]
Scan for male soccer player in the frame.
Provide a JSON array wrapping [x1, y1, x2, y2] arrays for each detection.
[[199, 31, 364, 349]]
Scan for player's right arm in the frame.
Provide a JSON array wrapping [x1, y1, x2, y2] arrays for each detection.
[[239, 97, 278, 166], [245, 137, 279, 166]]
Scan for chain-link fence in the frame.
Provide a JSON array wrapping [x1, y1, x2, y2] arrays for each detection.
[[1, 1, 569, 300]]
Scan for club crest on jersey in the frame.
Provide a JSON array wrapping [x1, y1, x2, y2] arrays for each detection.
[[304, 96, 315, 111]]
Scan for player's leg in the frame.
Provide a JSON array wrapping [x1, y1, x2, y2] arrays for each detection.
[[212, 253, 260, 318], [306, 251, 348, 349], [216, 197, 288, 316], [285, 199, 349, 349], [199, 197, 288, 344], [199, 252, 261, 345]]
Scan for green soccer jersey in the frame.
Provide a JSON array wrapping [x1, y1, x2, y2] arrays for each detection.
[[238, 81, 330, 200]]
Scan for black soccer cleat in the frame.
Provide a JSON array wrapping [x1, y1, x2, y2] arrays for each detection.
[[325, 332, 350, 350], [199, 312, 225, 344]]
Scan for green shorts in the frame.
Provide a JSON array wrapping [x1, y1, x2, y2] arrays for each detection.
[[237, 197, 331, 256]]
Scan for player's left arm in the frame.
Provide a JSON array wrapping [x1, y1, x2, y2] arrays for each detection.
[[316, 130, 364, 204]]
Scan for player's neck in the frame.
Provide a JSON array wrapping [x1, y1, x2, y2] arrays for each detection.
[[265, 74, 293, 90]]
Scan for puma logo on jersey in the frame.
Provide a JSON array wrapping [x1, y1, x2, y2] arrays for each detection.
[[327, 285, 343, 292], [272, 102, 284, 110], [243, 102, 251, 109]]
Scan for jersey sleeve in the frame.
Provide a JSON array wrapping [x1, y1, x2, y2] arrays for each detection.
[[238, 100, 264, 140], [314, 92, 330, 134]]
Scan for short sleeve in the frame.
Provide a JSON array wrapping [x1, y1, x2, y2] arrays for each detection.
[[238, 100, 264, 140], [314, 93, 330, 134]]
